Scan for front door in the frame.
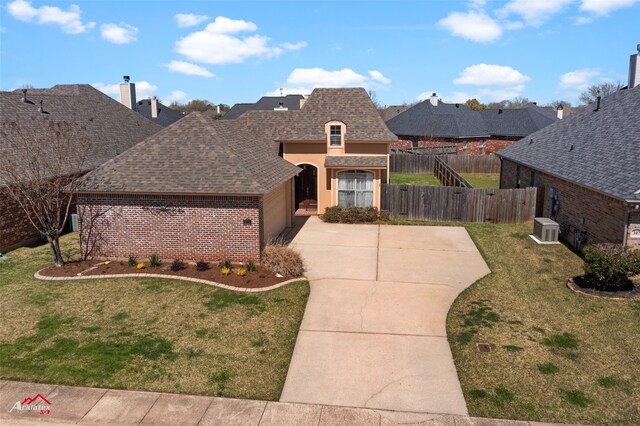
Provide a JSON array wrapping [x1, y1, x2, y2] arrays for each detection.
[[295, 164, 318, 210]]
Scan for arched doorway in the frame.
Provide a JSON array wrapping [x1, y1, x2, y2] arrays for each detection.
[[295, 164, 318, 212]]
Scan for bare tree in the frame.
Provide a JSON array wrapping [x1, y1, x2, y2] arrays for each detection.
[[0, 119, 90, 266], [579, 81, 624, 105]]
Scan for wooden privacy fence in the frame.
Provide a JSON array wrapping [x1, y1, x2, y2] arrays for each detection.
[[434, 156, 472, 188], [391, 145, 458, 156], [381, 184, 537, 224], [390, 154, 501, 174]]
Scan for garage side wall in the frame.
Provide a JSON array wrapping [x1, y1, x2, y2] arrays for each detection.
[[262, 180, 291, 243], [77, 194, 261, 262]]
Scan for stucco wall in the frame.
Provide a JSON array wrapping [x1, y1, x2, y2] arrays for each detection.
[[263, 180, 290, 243]]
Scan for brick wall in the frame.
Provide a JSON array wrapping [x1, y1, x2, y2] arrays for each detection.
[[393, 136, 517, 155], [501, 159, 632, 249], [0, 188, 42, 253], [77, 194, 262, 262]]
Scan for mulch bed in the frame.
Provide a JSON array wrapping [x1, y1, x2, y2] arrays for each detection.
[[39, 260, 290, 289], [567, 276, 640, 300]]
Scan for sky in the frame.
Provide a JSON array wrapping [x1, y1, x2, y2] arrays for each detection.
[[1, 0, 638, 107]]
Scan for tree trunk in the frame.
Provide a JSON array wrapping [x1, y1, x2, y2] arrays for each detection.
[[48, 236, 65, 266]]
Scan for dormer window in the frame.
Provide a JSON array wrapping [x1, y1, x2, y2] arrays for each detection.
[[330, 125, 342, 146]]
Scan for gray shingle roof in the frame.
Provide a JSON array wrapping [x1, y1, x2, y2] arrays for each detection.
[[498, 86, 640, 203], [0, 84, 162, 185], [325, 156, 388, 168], [223, 95, 304, 120], [385, 100, 557, 139], [135, 98, 184, 127], [76, 112, 301, 195]]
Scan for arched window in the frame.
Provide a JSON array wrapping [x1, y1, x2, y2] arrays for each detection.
[[338, 170, 374, 207]]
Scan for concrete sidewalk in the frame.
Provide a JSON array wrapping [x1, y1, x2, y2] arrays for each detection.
[[281, 218, 490, 415], [0, 380, 570, 425]]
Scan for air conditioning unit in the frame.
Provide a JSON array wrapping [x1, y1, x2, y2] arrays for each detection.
[[531, 217, 560, 244], [70, 213, 79, 232]]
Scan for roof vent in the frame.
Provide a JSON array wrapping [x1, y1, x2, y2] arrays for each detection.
[[498, 109, 503, 114], [274, 101, 288, 111], [123, 75, 130, 83], [37, 100, 49, 115], [529, 138, 534, 144], [569, 144, 574, 151], [594, 95, 601, 111], [21, 89, 34, 105], [455, 103, 460, 108]]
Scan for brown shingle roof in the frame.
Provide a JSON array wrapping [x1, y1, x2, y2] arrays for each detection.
[[325, 156, 388, 168], [76, 112, 301, 195], [0, 84, 162, 185]]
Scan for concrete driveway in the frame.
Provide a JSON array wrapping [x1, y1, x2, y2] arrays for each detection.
[[280, 217, 490, 416]]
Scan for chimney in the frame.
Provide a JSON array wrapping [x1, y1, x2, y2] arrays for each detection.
[[429, 92, 438, 107], [119, 75, 137, 111], [556, 104, 564, 120], [216, 105, 221, 114], [150, 96, 159, 118], [300, 95, 308, 109], [629, 44, 640, 89]]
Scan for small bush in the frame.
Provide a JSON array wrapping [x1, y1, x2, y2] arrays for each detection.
[[150, 254, 161, 268], [321, 206, 388, 224], [246, 260, 255, 272], [196, 260, 209, 271], [136, 262, 145, 270], [170, 259, 185, 272], [128, 255, 137, 267], [220, 267, 231, 276], [261, 243, 304, 278], [583, 244, 636, 291], [218, 259, 231, 269]]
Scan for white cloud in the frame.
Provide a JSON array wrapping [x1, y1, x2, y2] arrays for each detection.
[[165, 60, 214, 77], [477, 86, 527, 101], [163, 90, 189, 104], [453, 64, 530, 86], [580, 0, 639, 14], [559, 69, 600, 89], [174, 13, 209, 28], [175, 16, 305, 65], [438, 11, 502, 43], [267, 67, 391, 96], [92, 80, 157, 99], [499, 0, 575, 26], [7, 0, 95, 34], [101, 22, 138, 44]]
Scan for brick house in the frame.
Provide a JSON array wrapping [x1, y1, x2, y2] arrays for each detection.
[[0, 84, 161, 253], [74, 88, 396, 261], [498, 85, 640, 250], [385, 93, 558, 155]]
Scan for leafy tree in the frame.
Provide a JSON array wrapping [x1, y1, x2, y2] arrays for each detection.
[[170, 99, 220, 113], [464, 98, 487, 110], [579, 82, 624, 105]]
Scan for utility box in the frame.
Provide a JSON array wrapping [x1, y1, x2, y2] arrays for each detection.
[[70, 213, 79, 232], [531, 217, 559, 244]]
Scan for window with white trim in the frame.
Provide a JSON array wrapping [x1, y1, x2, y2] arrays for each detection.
[[338, 170, 374, 207], [330, 125, 342, 146]]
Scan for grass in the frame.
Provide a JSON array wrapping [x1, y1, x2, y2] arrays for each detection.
[[0, 233, 310, 401], [441, 222, 640, 425], [389, 172, 441, 186], [460, 173, 500, 189]]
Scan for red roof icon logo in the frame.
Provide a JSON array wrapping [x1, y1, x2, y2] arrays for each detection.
[[20, 394, 51, 405]]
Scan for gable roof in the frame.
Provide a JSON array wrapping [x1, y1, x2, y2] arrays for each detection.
[[498, 86, 640, 203], [385, 99, 557, 139], [76, 112, 301, 196], [379, 105, 410, 122], [0, 84, 162, 186], [385, 100, 489, 139], [223, 94, 304, 120], [135, 98, 184, 127]]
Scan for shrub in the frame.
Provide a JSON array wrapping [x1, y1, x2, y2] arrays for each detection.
[[237, 267, 247, 277], [196, 260, 209, 271], [150, 254, 161, 268], [320, 206, 388, 224], [220, 267, 231, 276], [170, 259, 185, 272], [583, 244, 636, 291], [128, 255, 137, 267], [261, 243, 304, 277], [246, 260, 255, 272], [218, 259, 231, 269]]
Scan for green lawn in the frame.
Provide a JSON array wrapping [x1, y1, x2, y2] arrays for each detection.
[[460, 173, 500, 189], [389, 172, 441, 186], [394, 221, 639, 426], [0, 233, 309, 400]]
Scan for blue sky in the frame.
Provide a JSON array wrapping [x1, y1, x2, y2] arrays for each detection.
[[1, 0, 638, 107]]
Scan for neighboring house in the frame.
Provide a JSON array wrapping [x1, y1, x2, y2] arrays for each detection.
[[74, 88, 396, 261], [0, 84, 162, 253], [117, 77, 183, 127], [385, 93, 559, 155], [498, 85, 640, 250], [379, 104, 410, 122], [222, 94, 305, 120]]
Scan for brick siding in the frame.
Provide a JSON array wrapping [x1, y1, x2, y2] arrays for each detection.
[[392, 136, 516, 155], [77, 194, 262, 262], [0, 189, 43, 253], [500, 159, 635, 249]]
